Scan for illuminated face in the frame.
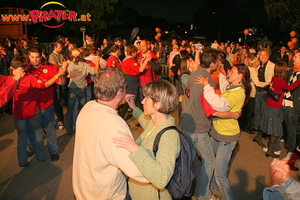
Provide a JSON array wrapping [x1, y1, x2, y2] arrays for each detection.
[[29, 52, 42, 67], [227, 66, 241, 83], [140, 41, 148, 53], [280, 47, 287, 53], [142, 96, 157, 116], [293, 53, 300, 66], [259, 50, 269, 64], [115, 40, 122, 46], [68, 44, 75, 51], [55, 43, 62, 53]]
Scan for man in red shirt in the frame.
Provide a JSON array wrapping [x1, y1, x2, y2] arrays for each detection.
[[28, 47, 67, 162], [136, 40, 158, 97], [11, 56, 66, 167], [106, 45, 122, 69]]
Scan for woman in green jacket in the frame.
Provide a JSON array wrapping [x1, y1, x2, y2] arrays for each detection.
[[113, 79, 180, 200]]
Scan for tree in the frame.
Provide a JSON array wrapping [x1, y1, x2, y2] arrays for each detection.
[[263, 0, 300, 31]]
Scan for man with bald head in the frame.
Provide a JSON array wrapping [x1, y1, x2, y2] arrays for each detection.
[[136, 40, 159, 100]]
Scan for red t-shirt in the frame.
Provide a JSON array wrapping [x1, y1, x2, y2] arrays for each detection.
[[122, 57, 140, 76], [0, 75, 18, 108], [12, 75, 46, 120], [136, 51, 158, 87], [27, 64, 60, 110], [84, 59, 96, 84], [106, 55, 122, 69]]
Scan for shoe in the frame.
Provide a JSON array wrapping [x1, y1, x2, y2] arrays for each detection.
[[263, 148, 281, 155], [209, 194, 221, 200], [58, 121, 64, 130], [51, 154, 60, 161], [280, 138, 285, 142], [288, 151, 300, 171], [265, 142, 280, 158], [27, 151, 35, 158], [20, 162, 29, 167], [250, 128, 258, 134], [285, 152, 293, 159], [124, 114, 133, 121], [135, 123, 141, 127], [253, 131, 266, 147]]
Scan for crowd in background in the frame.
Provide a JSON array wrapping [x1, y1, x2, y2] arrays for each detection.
[[1, 33, 300, 200]]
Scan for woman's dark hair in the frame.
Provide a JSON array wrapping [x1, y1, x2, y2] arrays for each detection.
[[200, 49, 218, 69], [274, 61, 287, 78], [234, 63, 251, 106]]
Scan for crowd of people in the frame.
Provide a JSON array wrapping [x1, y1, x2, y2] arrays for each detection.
[[1, 34, 300, 200]]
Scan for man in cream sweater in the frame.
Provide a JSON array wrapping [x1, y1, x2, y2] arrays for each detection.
[[72, 68, 148, 200]]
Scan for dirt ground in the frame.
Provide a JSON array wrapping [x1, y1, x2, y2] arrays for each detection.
[[0, 109, 299, 200]]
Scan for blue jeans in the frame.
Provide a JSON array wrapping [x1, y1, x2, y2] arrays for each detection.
[[14, 112, 45, 166], [66, 87, 87, 133], [211, 138, 236, 200], [39, 105, 59, 155], [182, 130, 215, 200], [283, 106, 299, 152], [253, 90, 265, 130]]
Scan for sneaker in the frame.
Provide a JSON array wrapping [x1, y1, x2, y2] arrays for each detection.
[[58, 122, 64, 130], [262, 148, 281, 155], [20, 162, 29, 167], [285, 152, 293, 159], [27, 151, 35, 158], [51, 154, 60, 161], [209, 194, 221, 200]]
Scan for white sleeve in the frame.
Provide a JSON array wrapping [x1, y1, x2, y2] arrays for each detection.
[[218, 73, 229, 94], [203, 85, 230, 112]]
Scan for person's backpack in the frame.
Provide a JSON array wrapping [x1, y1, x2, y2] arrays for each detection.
[[153, 126, 196, 199]]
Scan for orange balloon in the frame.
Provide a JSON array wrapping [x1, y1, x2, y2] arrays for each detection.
[[287, 41, 293, 47], [290, 31, 297, 38], [155, 27, 161, 33], [243, 29, 249, 35], [154, 35, 159, 40], [292, 37, 298, 44], [156, 32, 162, 38]]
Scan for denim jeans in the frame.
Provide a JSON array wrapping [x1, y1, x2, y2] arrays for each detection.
[[39, 105, 59, 155], [182, 130, 215, 200], [66, 87, 87, 133], [211, 137, 237, 200], [253, 90, 265, 130], [283, 106, 299, 152], [14, 112, 45, 166]]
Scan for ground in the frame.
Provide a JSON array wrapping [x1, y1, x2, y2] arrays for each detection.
[[0, 109, 299, 200]]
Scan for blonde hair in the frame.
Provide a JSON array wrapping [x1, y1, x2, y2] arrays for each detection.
[[71, 48, 81, 65], [245, 57, 259, 68]]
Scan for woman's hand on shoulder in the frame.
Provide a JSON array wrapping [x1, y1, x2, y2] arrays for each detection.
[[195, 75, 209, 86], [112, 131, 140, 153]]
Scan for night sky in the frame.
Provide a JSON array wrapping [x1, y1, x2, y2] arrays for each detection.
[[122, 0, 203, 23], [122, 0, 267, 26]]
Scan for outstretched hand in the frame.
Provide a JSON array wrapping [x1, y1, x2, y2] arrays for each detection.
[[270, 158, 290, 185], [126, 94, 137, 109], [112, 131, 140, 153], [195, 75, 209, 86]]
